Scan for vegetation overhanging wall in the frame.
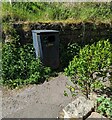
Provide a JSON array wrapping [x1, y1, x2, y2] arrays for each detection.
[[3, 22, 112, 45]]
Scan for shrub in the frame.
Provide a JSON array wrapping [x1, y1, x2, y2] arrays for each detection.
[[2, 43, 34, 80], [65, 40, 112, 98], [2, 42, 51, 88], [60, 42, 80, 68]]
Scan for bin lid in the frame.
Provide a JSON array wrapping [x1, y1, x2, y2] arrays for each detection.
[[32, 30, 59, 34]]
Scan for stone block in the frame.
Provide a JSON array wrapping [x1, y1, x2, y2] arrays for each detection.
[[86, 112, 109, 120], [63, 96, 94, 119]]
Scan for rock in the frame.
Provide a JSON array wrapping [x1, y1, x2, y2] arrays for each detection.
[[92, 72, 104, 81], [106, 72, 111, 77], [63, 96, 94, 119], [103, 77, 108, 82], [66, 77, 75, 88], [103, 77, 111, 87], [92, 72, 99, 79], [89, 92, 98, 102], [97, 77, 104, 81], [86, 112, 109, 120]]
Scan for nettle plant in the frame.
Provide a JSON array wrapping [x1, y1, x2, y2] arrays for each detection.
[[65, 40, 112, 98]]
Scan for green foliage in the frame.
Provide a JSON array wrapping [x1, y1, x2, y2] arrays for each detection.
[[65, 40, 112, 98], [97, 96, 112, 119], [60, 42, 80, 68], [64, 90, 68, 97], [2, 2, 112, 23], [2, 42, 51, 89], [2, 23, 19, 43], [66, 84, 76, 97], [91, 80, 104, 90], [28, 60, 51, 84], [2, 43, 33, 80], [5, 79, 24, 89]]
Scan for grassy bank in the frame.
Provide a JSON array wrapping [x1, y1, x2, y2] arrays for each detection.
[[2, 2, 112, 23]]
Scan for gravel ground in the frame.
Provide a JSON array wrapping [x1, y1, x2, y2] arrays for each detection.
[[2, 74, 74, 118]]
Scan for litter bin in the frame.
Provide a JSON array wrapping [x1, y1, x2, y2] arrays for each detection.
[[32, 30, 59, 69]]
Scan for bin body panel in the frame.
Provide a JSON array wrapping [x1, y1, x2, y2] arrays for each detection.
[[32, 32, 39, 57], [32, 30, 59, 69], [41, 34, 59, 69]]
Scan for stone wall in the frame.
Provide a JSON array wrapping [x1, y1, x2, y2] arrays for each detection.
[[3, 22, 112, 46]]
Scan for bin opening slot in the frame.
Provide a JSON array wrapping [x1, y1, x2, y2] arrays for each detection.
[[43, 36, 55, 44], [48, 36, 55, 43]]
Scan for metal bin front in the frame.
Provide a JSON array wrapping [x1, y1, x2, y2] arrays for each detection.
[[32, 30, 59, 69]]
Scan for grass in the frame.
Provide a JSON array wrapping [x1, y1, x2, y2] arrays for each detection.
[[2, 2, 112, 24]]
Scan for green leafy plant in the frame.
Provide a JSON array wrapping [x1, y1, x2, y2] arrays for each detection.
[[65, 40, 112, 98], [97, 96, 112, 119], [91, 80, 104, 91], [2, 42, 51, 89], [64, 90, 68, 97], [28, 59, 51, 84], [60, 42, 80, 68]]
